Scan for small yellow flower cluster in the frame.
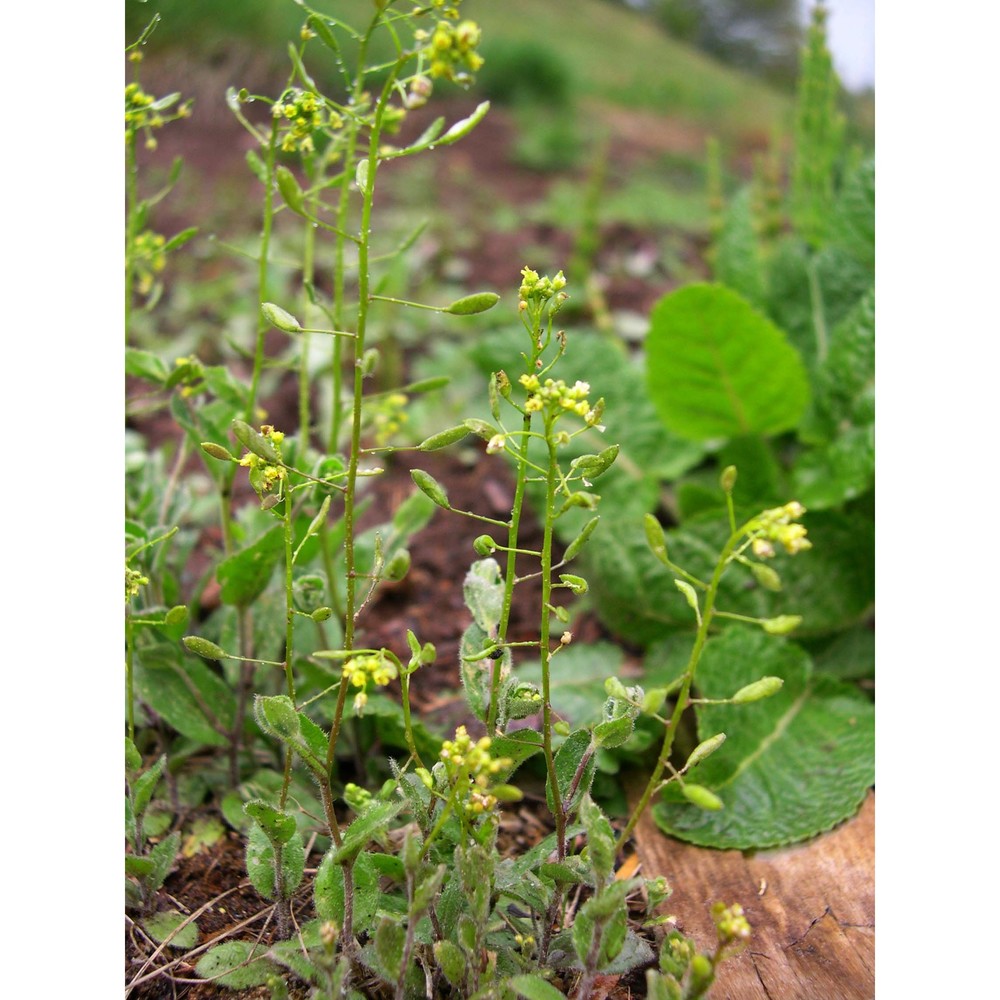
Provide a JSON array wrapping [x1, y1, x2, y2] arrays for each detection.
[[439, 726, 511, 815], [273, 88, 333, 154], [371, 393, 409, 446], [519, 374, 598, 425], [343, 653, 398, 714], [421, 19, 484, 82], [130, 230, 166, 296], [518, 267, 567, 306], [239, 425, 287, 494], [126, 565, 149, 604], [712, 902, 752, 947], [343, 782, 373, 813], [749, 501, 811, 558], [125, 82, 191, 149]]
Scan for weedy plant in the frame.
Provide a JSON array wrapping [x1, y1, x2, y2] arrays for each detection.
[[124, 2, 835, 997]]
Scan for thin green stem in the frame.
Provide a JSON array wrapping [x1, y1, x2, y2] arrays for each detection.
[[246, 119, 280, 422], [125, 129, 139, 342], [540, 428, 566, 859], [399, 670, 426, 769], [126, 615, 136, 742]]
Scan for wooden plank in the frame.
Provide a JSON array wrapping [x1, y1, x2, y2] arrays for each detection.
[[631, 789, 874, 999]]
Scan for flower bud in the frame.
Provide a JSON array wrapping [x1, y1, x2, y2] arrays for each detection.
[[473, 535, 496, 556], [720, 465, 738, 492], [750, 562, 782, 592], [310, 606, 333, 622]]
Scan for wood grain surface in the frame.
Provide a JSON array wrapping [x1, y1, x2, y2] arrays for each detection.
[[631, 790, 874, 999]]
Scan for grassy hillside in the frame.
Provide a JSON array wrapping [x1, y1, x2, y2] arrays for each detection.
[[126, 0, 793, 142]]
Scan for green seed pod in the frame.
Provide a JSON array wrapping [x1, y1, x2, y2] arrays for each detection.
[[384, 550, 411, 582], [231, 419, 281, 463], [495, 370, 512, 399], [554, 721, 571, 737], [761, 615, 803, 636], [681, 784, 723, 811], [643, 513, 669, 564], [463, 418, 495, 440], [488, 373, 501, 420], [261, 302, 302, 333], [419, 425, 469, 452], [720, 465, 738, 493], [731, 676, 784, 704], [310, 606, 333, 622], [563, 516, 600, 561], [276, 165, 305, 214], [674, 579, 700, 621], [164, 605, 189, 626], [750, 562, 783, 592], [570, 445, 620, 481], [439, 100, 490, 145], [201, 441, 235, 462], [685, 733, 726, 769], [473, 535, 497, 556], [641, 687, 668, 716], [361, 348, 379, 377], [183, 635, 228, 660], [559, 573, 588, 595], [410, 469, 451, 509], [444, 291, 500, 315]]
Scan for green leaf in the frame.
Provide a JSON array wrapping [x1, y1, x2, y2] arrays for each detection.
[[245, 825, 305, 900], [374, 917, 406, 981], [125, 348, 169, 385], [315, 851, 381, 928], [579, 795, 615, 883], [828, 157, 875, 273], [434, 940, 468, 990], [509, 974, 568, 1000], [134, 644, 234, 747], [653, 627, 874, 848], [146, 831, 181, 893], [811, 625, 875, 681], [254, 695, 301, 743], [546, 730, 596, 814], [216, 525, 284, 606], [712, 187, 765, 306], [244, 800, 298, 845], [332, 801, 402, 863], [463, 558, 504, 633], [131, 754, 166, 819], [646, 284, 810, 440], [195, 941, 278, 989], [144, 909, 199, 949]]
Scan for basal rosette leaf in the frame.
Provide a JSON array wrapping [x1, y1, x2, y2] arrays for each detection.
[[646, 284, 810, 441], [653, 627, 874, 848]]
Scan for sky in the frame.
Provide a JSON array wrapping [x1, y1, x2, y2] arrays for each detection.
[[804, 0, 875, 90]]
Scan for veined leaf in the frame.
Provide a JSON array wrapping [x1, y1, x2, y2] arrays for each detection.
[[646, 284, 810, 441], [653, 626, 874, 848]]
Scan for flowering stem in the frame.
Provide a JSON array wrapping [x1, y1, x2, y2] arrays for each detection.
[[540, 426, 566, 859], [615, 526, 742, 852]]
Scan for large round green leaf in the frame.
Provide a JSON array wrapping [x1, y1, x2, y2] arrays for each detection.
[[646, 283, 809, 440]]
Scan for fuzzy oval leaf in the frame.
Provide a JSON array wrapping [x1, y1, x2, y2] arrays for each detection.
[[144, 909, 199, 949], [195, 941, 278, 989], [646, 283, 809, 440], [245, 824, 305, 900], [653, 627, 874, 848], [315, 850, 381, 927], [509, 974, 568, 1000]]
